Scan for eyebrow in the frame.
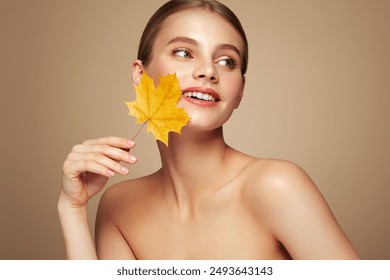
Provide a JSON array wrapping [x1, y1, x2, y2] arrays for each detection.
[[167, 36, 198, 47], [167, 36, 242, 58], [216, 44, 241, 58]]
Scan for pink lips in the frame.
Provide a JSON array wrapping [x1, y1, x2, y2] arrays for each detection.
[[181, 87, 221, 107]]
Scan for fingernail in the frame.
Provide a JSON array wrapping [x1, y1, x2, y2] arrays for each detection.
[[129, 154, 137, 163], [128, 140, 135, 147], [121, 166, 129, 174], [107, 170, 115, 177]]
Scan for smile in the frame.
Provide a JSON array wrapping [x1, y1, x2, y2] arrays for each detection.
[[180, 87, 221, 107], [182, 92, 217, 102]]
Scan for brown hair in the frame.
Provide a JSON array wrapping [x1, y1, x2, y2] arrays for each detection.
[[137, 0, 249, 75]]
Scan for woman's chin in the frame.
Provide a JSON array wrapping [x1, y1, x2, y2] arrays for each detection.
[[181, 119, 224, 134]]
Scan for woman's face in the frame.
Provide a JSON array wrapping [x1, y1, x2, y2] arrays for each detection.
[[139, 8, 245, 131]]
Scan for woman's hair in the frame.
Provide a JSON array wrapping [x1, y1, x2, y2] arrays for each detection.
[[137, 0, 249, 75]]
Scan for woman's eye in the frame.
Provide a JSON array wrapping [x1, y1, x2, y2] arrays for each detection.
[[217, 57, 238, 69], [172, 48, 192, 59]]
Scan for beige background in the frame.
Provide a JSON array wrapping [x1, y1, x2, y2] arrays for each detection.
[[0, 0, 389, 259]]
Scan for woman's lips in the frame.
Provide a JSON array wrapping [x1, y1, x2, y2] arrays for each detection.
[[181, 87, 220, 107]]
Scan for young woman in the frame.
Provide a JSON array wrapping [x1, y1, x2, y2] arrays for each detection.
[[58, 0, 360, 260]]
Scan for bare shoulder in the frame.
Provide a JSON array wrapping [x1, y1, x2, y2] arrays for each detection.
[[242, 157, 328, 223], [242, 158, 317, 199], [95, 172, 162, 259], [241, 158, 359, 259], [97, 172, 159, 218]]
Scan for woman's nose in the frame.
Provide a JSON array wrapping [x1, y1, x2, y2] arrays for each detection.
[[193, 59, 219, 82]]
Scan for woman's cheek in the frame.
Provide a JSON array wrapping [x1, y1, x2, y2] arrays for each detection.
[[218, 86, 239, 105], [154, 57, 180, 75], [144, 58, 175, 82]]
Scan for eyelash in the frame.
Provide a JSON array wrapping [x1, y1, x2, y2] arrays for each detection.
[[172, 48, 239, 69], [217, 57, 238, 69], [172, 48, 193, 59]]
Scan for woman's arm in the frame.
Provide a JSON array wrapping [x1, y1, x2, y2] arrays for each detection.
[[57, 198, 97, 259], [58, 136, 137, 259]]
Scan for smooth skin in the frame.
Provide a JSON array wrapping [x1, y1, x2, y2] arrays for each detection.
[[59, 9, 360, 260]]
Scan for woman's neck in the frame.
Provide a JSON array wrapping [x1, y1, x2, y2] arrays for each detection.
[[156, 126, 234, 214]]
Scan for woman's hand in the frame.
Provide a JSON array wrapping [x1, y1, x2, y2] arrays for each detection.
[[59, 136, 137, 209]]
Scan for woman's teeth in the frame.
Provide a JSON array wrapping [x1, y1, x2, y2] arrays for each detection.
[[182, 92, 217, 102]]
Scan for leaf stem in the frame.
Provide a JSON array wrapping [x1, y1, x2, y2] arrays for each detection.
[[132, 120, 148, 141]]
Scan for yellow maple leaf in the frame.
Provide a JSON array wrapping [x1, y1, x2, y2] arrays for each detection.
[[125, 72, 190, 146]]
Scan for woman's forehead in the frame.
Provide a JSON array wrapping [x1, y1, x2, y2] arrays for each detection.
[[156, 8, 244, 51]]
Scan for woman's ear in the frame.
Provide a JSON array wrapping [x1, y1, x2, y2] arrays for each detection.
[[132, 60, 144, 86]]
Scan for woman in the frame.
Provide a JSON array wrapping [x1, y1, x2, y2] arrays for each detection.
[[58, 0, 359, 259]]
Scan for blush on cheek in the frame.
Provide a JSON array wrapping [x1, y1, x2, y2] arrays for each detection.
[[225, 78, 244, 97], [144, 62, 169, 85], [154, 60, 176, 77], [156, 61, 191, 84]]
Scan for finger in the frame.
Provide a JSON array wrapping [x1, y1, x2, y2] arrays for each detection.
[[69, 153, 130, 176], [87, 152, 130, 175], [63, 158, 116, 179], [69, 145, 137, 164], [82, 136, 136, 150]]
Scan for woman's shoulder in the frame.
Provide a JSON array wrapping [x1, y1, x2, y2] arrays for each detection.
[[241, 157, 312, 186], [227, 148, 313, 193], [97, 171, 161, 215], [241, 157, 321, 211], [241, 157, 360, 259]]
